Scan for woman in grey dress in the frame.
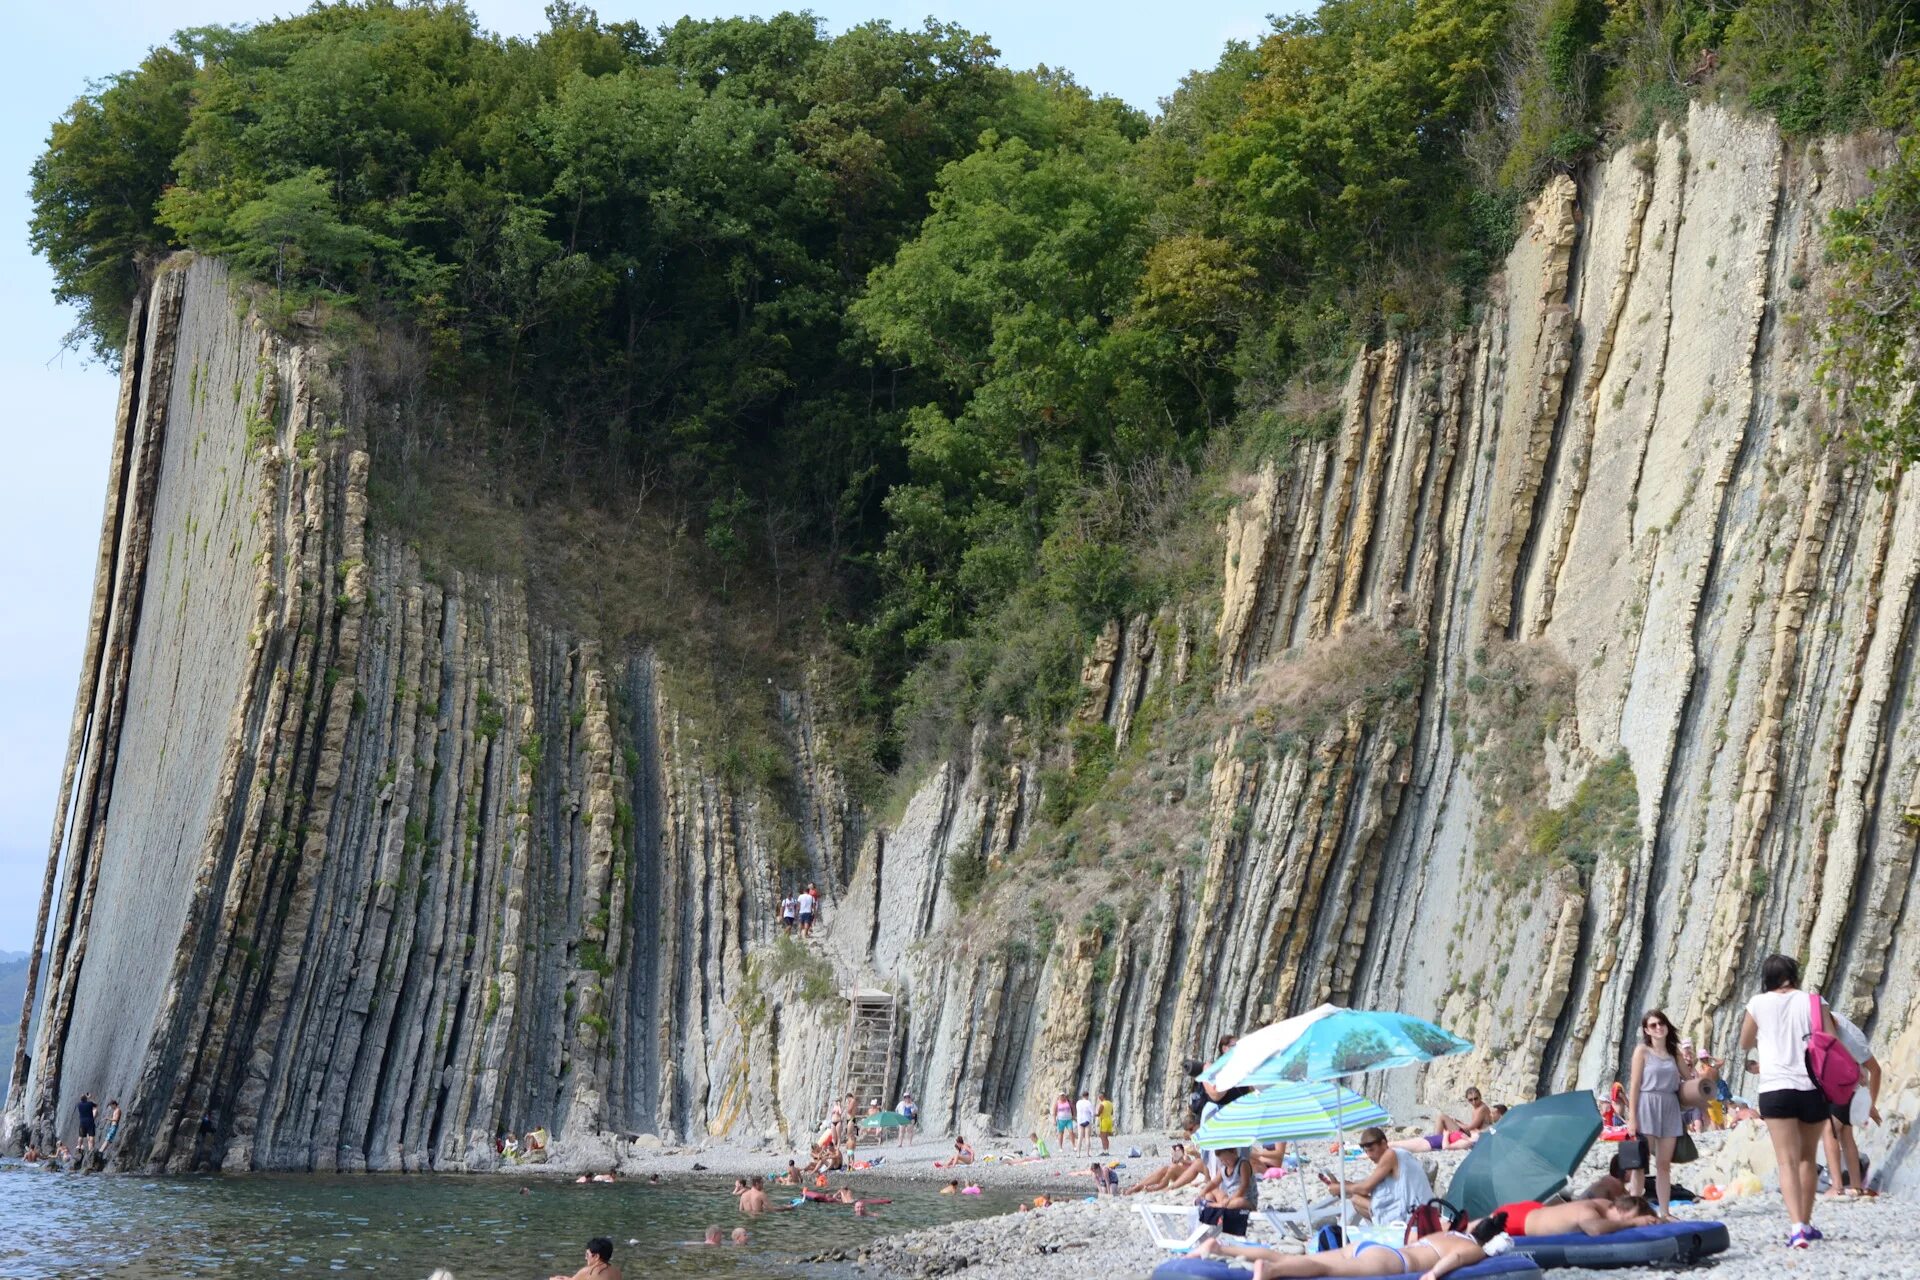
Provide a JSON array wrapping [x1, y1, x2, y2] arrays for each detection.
[[1628, 1008, 1686, 1218]]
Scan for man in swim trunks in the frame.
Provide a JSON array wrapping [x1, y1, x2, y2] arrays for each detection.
[[1488, 1196, 1655, 1236], [548, 1236, 620, 1280], [75, 1093, 99, 1158]]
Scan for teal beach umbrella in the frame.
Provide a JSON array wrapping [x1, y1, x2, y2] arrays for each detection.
[[858, 1110, 912, 1128], [1208, 1008, 1473, 1086], [1447, 1090, 1603, 1218]]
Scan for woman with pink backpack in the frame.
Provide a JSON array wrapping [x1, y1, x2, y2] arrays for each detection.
[[1739, 952, 1860, 1249]]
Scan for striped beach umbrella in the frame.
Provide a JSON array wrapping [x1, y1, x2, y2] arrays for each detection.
[[1193, 1080, 1392, 1233], [1192, 1080, 1390, 1149]]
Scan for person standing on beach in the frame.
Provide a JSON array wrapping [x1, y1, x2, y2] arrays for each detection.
[[1820, 1010, 1880, 1197], [1096, 1091, 1115, 1153], [897, 1091, 918, 1147], [1053, 1093, 1073, 1154], [75, 1094, 99, 1158], [1626, 1009, 1685, 1219], [1074, 1090, 1095, 1155], [1740, 953, 1835, 1249]]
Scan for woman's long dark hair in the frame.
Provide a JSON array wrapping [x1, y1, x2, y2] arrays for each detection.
[[1639, 1008, 1680, 1057], [1761, 953, 1800, 992]]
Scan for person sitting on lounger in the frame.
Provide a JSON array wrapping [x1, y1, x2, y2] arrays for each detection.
[[1125, 1142, 1202, 1194], [1198, 1146, 1258, 1236], [1321, 1128, 1431, 1225], [1190, 1214, 1507, 1278], [1484, 1196, 1656, 1237]]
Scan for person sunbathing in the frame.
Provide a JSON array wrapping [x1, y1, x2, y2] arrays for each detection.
[[1190, 1217, 1505, 1278], [1250, 1141, 1290, 1173], [1124, 1143, 1202, 1194], [1485, 1196, 1656, 1236]]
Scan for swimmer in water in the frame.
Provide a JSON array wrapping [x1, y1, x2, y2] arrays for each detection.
[[547, 1237, 620, 1280], [730, 1227, 749, 1244], [941, 1179, 960, 1195], [701, 1226, 723, 1246], [854, 1200, 879, 1217]]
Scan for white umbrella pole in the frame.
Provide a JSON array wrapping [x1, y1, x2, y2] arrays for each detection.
[[1338, 1121, 1351, 1237]]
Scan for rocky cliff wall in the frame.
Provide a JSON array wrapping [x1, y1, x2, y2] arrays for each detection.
[[8, 104, 1919, 1182]]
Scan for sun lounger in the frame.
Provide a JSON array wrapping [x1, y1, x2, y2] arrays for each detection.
[[1135, 1205, 1214, 1252], [1509, 1220, 1730, 1269], [1256, 1200, 1341, 1241], [1152, 1255, 1545, 1280]]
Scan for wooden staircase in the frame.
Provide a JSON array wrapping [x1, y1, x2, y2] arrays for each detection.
[[836, 988, 897, 1114]]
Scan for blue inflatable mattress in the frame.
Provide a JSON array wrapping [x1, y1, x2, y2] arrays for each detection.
[[1511, 1220, 1730, 1269], [1153, 1254, 1544, 1280]]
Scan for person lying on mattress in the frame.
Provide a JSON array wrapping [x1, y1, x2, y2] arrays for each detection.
[[1479, 1196, 1657, 1237], [1189, 1212, 1510, 1278]]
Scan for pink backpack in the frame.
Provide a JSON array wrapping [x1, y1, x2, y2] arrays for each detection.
[[1805, 991, 1862, 1106]]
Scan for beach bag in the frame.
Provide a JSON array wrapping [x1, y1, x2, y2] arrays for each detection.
[[1406, 1199, 1468, 1240], [1312, 1223, 1344, 1253], [1673, 1132, 1700, 1164], [1805, 991, 1862, 1106], [1615, 1136, 1649, 1173]]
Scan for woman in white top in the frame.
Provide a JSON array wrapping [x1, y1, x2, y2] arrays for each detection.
[[1739, 952, 1837, 1249]]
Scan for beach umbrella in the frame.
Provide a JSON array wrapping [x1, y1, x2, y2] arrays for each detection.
[[1192, 1081, 1390, 1150], [858, 1110, 912, 1129], [1206, 1007, 1472, 1087], [1447, 1090, 1602, 1218], [1200, 1005, 1341, 1089], [1193, 1080, 1390, 1232]]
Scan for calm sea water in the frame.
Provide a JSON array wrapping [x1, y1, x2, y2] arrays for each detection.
[[0, 1163, 1021, 1279]]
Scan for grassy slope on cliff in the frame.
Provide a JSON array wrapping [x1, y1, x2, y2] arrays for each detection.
[[26, 0, 1919, 802]]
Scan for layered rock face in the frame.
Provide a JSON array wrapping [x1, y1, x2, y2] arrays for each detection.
[[7, 105, 1918, 1180]]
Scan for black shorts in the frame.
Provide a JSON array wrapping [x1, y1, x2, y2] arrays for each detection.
[[1758, 1087, 1828, 1125], [1830, 1099, 1857, 1125], [78, 1122, 96, 1139]]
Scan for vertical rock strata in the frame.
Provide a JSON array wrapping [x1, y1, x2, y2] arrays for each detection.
[[7, 106, 1920, 1187]]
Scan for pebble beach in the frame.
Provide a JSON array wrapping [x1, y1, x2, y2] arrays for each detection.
[[613, 1123, 1908, 1280]]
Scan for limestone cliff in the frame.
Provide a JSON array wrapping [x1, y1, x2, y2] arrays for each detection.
[[7, 104, 1918, 1184]]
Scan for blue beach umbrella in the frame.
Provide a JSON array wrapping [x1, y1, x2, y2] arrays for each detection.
[[1207, 1007, 1472, 1087]]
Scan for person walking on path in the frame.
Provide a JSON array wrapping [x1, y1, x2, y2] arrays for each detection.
[[1096, 1091, 1115, 1154], [797, 886, 817, 938], [1821, 1010, 1882, 1197], [1626, 1009, 1685, 1218], [780, 893, 796, 934], [1740, 953, 1838, 1248]]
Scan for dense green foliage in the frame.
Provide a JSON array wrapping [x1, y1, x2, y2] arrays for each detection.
[[28, 0, 1919, 775]]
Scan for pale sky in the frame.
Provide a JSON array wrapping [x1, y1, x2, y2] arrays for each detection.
[[0, 0, 1289, 952]]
